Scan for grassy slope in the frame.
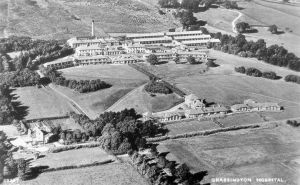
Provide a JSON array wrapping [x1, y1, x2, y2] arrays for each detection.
[[196, 1, 300, 56], [108, 84, 184, 114], [21, 163, 148, 185], [12, 86, 76, 120], [158, 124, 300, 185], [31, 148, 115, 169], [57, 65, 149, 119], [1, 0, 179, 39]]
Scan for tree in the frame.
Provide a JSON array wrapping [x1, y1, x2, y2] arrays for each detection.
[[180, 10, 197, 29], [17, 158, 29, 181], [175, 163, 190, 182], [158, 0, 180, 8], [235, 22, 250, 33], [187, 56, 197, 64], [147, 54, 159, 65], [268, 25, 278, 34]]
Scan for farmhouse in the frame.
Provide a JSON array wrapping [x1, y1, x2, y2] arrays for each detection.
[[231, 99, 282, 113], [26, 121, 55, 144]]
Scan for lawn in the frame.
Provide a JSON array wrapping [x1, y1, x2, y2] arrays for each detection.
[[56, 65, 149, 119], [31, 147, 115, 169], [166, 120, 219, 136], [21, 163, 148, 185], [11, 86, 77, 120], [158, 123, 300, 185], [108, 84, 184, 114]]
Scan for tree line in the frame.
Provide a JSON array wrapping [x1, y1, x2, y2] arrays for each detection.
[[128, 145, 202, 185], [44, 68, 111, 93], [210, 33, 300, 71], [52, 109, 166, 154], [235, 66, 280, 80], [158, 0, 238, 10]]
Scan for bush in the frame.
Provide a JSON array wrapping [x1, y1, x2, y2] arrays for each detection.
[[286, 120, 300, 127], [262, 71, 278, 80], [285, 74, 300, 84], [235, 66, 246, 73], [144, 80, 172, 94], [245, 67, 262, 77]]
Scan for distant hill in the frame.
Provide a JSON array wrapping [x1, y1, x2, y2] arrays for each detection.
[[0, 0, 180, 40]]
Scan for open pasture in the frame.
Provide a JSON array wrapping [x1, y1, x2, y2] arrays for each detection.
[[1, 0, 179, 40], [12, 86, 76, 120], [31, 147, 115, 169], [21, 163, 148, 185], [135, 62, 208, 83], [158, 124, 300, 185], [166, 119, 219, 136], [56, 65, 149, 118], [107, 84, 184, 114]]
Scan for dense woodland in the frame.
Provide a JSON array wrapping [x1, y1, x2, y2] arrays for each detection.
[[55, 110, 166, 154], [0, 69, 40, 87], [145, 80, 173, 94], [210, 33, 300, 71], [44, 68, 111, 93], [0, 36, 73, 71]]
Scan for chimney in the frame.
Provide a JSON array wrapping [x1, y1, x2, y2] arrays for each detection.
[[92, 20, 95, 37]]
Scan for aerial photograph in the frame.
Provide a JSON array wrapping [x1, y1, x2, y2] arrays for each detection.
[[0, 0, 299, 184]]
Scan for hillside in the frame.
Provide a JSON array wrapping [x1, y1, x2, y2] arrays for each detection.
[[0, 0, 179, 40]]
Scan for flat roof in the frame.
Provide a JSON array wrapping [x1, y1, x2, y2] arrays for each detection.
[[176, 51, 207, 55], [126, 32, 165, 38], [133, 36, 173, 42], [181, 39, 219, 44], [44, 56, 74, 65], [166, 30, 203, 36], [174, 35, 211, 40], [75, 55, 110, 60]]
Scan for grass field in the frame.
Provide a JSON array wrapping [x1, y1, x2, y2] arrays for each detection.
[[108, 84, 184, 114], [195, 0, 300, 56], [0, 0, 179, 39], [31, 148, 115, 169], [56, 65, 149, 118], [166, 120, 219, 136], [11, 86, 77, 120], [19, 163, 148, 185], [158, 124, 300, 185]]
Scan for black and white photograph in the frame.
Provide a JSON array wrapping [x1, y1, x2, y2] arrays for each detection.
[[0, 0, 299, 184]]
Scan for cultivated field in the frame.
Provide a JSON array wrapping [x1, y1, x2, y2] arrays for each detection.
[[57, 65, 149, 118], [31, 147, 115, 169], [19, 163, 148, 185], [107, 84, 184, 114], [12, 86, 77, 120], [0, 0, 179, 39], [158, 123, 300, 185]]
